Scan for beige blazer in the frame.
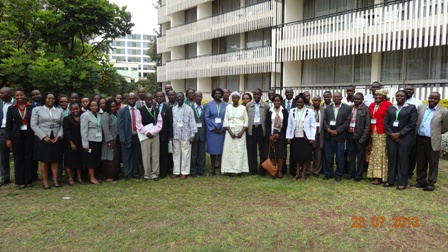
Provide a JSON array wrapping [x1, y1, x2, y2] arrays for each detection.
[[246, 100, 269, 136], [416, 105, 448, 151]]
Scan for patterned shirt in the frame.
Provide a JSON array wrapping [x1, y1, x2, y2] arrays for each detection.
[[172, 104, 197, 141]]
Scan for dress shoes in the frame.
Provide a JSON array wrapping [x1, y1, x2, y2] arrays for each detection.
[[354, 178, 362, 182], [153, 178, 159, 181], [345, 175, 354, 180], [336, 176, 342, 182], [423, 186, 435, 191], [323, 176, 333, 180], [0, 179, 10, 186], [411, 183, 426, 188], [382, 184, 394, 188], [312, 174, 319, 178], [396, 186, 406, 191], [171, 174, 179, 179], [181, 175, 187, 180]]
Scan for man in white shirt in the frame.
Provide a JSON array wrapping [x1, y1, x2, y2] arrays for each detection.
[[404, 85, 423, 109], [342, 85, 355, 106], [363, 81, 381, 107]]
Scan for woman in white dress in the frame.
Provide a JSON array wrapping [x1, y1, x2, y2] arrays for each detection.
[[221, 92, 249, 176]]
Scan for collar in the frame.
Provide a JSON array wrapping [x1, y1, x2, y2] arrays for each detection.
[[426, 105, 438, 111], [13, 102, 31, 108], [145, 105, 153, 111], [128, 105, 136, 110], [44, 105, 56, 111], [269, 106, 284, 113], [194, 103, 203, 109]]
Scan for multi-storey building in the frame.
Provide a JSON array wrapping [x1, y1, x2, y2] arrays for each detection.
[[158, 0, 448, 99], [110, 33, 157, 80]]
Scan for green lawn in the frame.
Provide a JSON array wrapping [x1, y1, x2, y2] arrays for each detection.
[[1, 160, 448, 251]]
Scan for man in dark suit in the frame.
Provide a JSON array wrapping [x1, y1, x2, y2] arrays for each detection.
[[412, 92, 448, 191], [0, 87, 13, 186], [190, 91, 206, 177], [136, 87, 146, 109], [155, 91, 172, 179], [31, 89, 42, 107], [282, 88, 296, 175], [118, 93, 142, 179], [323, 92, 351, 182], [346, 93, 370, 182], [311, 95, 325, 177]]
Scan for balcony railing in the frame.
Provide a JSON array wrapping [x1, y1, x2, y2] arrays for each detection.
[[157, 65, 167, 82], [166, 0, 211, 15], [166, 1, 280, 48], [157, 5, 170, 24], [157, 36, 168, 53], [165, 46, 273, 80], [276, 0, 448, 62]]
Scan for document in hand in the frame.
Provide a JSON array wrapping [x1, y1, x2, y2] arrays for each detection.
[[137, 123, 154, 142]]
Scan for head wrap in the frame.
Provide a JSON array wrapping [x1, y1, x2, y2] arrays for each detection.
[[230, 91, 241, 98], [375, 89, 388, 98]]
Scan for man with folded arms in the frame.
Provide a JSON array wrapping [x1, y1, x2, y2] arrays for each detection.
[[136, 93, 163, 181], [412, 92, 448, 191], [170, 92, 197, 180]]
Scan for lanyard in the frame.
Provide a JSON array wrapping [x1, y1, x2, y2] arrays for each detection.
[[395, 107, 403, 121], [422, 108, 434, 123], [314, 109, 320, 122], [177, 107, 184, 122], [91, 111, 101, 128], [114, 114, 118, 121], [373, 104, 380, 116], [334, 106, 340, 120], [216, 102, 221, 117], [2, 99, 13, 115], [352, 106, 359, 119], [18, 106, 27, 120], [231, 106, 239, 120], [63, 109, 69, 117], [296, 108, 305, 124], [195, 105, 202, 118], [145, 106, 156, 122]]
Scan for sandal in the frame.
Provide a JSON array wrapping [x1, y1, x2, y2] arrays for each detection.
[[68, 179, 75, 186]]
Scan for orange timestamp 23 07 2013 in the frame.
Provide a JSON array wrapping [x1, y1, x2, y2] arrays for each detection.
[[351, 216, 419, 229]]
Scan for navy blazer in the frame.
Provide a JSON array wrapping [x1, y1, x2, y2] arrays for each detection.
[[191, 103, 206, 142], [5, 104, 34, 139], [158, 103, 172, 142], [118, 106, 139, 148]]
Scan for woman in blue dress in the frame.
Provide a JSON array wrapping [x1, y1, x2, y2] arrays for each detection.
[[205, 88, 227, 175]]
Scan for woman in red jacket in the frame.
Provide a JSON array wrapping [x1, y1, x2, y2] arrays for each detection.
[[367, 89, 392, 185]]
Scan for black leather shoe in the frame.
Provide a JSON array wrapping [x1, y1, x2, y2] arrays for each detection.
[[411, 183, 426, 188], [396, 186, 406, 191], [345, 175, 354, 179], [0, 179, 10, 186], [382, 184, 394, 188], [423, 186, 435, 191], [153, 178, 159, 181], [336, 176, 342, 182], [323, 176, 333, 180]]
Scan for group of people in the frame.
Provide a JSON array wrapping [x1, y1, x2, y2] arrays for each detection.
[[0, 82, 446, 192]]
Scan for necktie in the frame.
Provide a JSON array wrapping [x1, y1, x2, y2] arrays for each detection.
[[131, 107, 136, 131], [287, 101, 291, 111]]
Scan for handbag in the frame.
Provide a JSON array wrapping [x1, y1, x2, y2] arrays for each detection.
[[262, 140, 278, 177]]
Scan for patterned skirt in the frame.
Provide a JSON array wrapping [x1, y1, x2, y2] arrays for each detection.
[[367, 130, 388, 181]]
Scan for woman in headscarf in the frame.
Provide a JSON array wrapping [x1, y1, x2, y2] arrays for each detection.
[[221, 91, 249, 176], [367, 89, 392, 185]]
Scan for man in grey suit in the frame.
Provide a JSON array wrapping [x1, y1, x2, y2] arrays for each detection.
[[412, 92, 448, 191], [0, 87, 13, 186], [190, 91, 206, 177], [323, 92, 351, 182], [246, 88, 269, 176], [118, 93, 142, 179]]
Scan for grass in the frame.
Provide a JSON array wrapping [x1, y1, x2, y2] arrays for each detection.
[[1, 159, 448, 251]]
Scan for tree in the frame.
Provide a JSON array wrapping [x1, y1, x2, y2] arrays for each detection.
[[0, 0, 134, 97], [135, 72, 160, 94], [147, 28, 161, 66]]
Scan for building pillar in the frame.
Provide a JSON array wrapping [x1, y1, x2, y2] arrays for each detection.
[[371, 52, 382, 83], [283, 61, 302, 87]]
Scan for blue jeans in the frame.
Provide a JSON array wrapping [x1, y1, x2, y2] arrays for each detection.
[[323, 139, 345, 177]]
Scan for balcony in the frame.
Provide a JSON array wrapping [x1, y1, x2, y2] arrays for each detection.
[[157, 36, 169, 53], [157, 65, 167, 82], [157, 5, 170, 24], [164, 46, 273, 80], [166, 1, 280, 48], [166, 0, 211, 15], [276, 0, 448, 62]]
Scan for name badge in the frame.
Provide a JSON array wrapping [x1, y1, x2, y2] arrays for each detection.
[[95, 131, 102, 137], [20, 125, 27, 130], [215, 118, 222, 124], [196, 123, 202, 128], [393, 121, 399, 127], [229, 123, 236, 128], [330, 120, 336, 126], [350, 122, 356, 128], [177, 123, 183, 128], [254, 117, 260, 124], [371, 119, 377, 124]]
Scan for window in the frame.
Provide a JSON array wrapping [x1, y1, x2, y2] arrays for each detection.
[[136, 34, 141, 40], [246, 28, 271, 49], [127, 49, 133, 54], [136, 42, 141, 47], [212, 0, 240, 15], [246, 73, 270, 91], [212, 76, 240, 91], [186, 78, 198, 90], [303, 0, 358, 19], [143, 35, 148, 40], [111, 41, 116, 46], [213, 34, 240, 54], [127, 34, 132, 39], [246, 0, 267, 6], [302, 54, 372, 84], [185, 43, 197, 59], [127, 42, 132, 47], [431, 46, 448, 79], [116, 41, 122, 46], [406, 47, 430, 80], [381, 50, 403, 82], [143, 50, 148, 55], [185, 7, 197, 24]]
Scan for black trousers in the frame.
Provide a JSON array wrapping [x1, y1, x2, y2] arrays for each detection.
[[387, 135, 413, 187], [0, 128, 10, 181], [247, 126, 265, 175], [408, 139, 417, 177], [12, 132, 34, 185], [416, 136, 440, 187], [159, 140, 169, 179], [121, 134, 141, 178], [346, 133, 367, 180]]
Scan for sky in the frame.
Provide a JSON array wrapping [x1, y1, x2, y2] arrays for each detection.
[[110, 0, 159, 35]]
